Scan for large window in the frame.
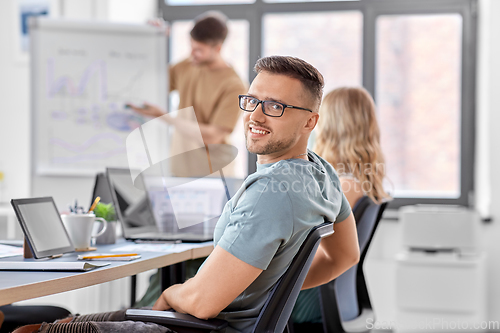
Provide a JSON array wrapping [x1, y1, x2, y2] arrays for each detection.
[[160, 0, 477, 208], [376, 14, 463, 199], [263, 11, 362, 92]]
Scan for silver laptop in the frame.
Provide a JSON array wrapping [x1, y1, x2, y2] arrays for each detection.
[[106, 168, 239, 242]]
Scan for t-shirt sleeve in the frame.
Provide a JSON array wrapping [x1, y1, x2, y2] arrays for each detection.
[[335, 192, 351, 223], [217, 177, 294, 270], [210, 80, 247, 131]]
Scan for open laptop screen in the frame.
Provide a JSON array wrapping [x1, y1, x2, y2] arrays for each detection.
[[107, 168, 243, 239], [145, 176, 231, 235], [107, 168, 157, 238]]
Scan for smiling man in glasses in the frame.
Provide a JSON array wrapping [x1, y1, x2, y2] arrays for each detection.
[[18, 56, 359, 333], [152, 56, 360, 331]]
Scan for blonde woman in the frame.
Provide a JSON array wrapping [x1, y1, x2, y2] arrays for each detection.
[[292, 87, 390, 331], [315, 87, 389, 208]]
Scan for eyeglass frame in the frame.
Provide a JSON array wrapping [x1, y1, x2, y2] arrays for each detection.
[[238, 95, 313, 118]]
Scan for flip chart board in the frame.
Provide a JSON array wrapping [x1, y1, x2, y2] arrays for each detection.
[[30, 18, 167, 175]]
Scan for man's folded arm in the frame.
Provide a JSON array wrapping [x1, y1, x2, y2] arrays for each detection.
[[153, 245, 263, 320], [301, 212, 359, 290]]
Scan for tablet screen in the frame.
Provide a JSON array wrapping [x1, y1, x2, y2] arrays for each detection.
[[11, 197, 74, 258], [18, 202, 72, 251]]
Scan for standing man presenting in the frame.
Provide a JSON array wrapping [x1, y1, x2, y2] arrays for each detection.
[[130, 11, 247, 177]]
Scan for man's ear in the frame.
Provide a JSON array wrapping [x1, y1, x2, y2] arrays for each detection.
[[214, 43, 223, 53], [304, 112, 319, 132]]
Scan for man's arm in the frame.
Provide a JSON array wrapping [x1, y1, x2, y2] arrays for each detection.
[[128, 103, 232, 145], [153, 245, 263, 319], [301, 212, 359, 290]]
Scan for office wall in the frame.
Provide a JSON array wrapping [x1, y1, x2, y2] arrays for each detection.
[[0, 0, 33, 202]]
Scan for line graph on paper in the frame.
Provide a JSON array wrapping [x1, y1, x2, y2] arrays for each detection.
[[41, 57, 146, 172], [32, 23, 167, 175]]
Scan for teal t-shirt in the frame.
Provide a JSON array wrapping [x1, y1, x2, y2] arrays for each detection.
[[212, 150, 351, 333]]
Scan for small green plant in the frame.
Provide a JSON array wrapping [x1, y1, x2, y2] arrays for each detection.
[[93, 202, 116, 222]]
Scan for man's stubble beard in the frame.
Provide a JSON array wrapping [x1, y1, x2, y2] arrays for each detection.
[[245, 132, 297, 156]]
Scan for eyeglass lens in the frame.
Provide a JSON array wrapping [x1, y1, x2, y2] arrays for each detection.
[[240, 96, 283, 117]]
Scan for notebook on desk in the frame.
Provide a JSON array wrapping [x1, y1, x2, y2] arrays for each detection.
[[106, 168, 240, 243], [0, 261, 109, 272]]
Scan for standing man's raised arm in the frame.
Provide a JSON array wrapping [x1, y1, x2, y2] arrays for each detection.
[[126, 102, 232, 145]]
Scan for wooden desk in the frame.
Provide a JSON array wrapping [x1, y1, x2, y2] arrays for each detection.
[[0, 241, 213, 306]]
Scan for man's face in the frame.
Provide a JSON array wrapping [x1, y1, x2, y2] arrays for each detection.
[[190, 39, 220, 65], [244, 71, 314, 156]]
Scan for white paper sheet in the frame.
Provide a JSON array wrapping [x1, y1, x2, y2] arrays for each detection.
[[0, 244, 23, 258]]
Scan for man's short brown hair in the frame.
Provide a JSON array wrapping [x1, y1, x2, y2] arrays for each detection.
[[254, 56, 324, 112], [190, 11, 228, 45]]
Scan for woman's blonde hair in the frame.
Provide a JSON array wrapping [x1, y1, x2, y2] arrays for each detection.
[[314, 87, 390, 203]]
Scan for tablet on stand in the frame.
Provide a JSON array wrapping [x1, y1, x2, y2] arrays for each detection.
[[11, 197, 75, 259]]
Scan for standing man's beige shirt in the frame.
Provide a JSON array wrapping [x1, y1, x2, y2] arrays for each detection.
[[169, 58, 247, 177]]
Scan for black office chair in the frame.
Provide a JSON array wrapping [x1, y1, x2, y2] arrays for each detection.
[[0, 304, 71, 333], [318, 196, 388, 333], [125, 221, 335, 333]]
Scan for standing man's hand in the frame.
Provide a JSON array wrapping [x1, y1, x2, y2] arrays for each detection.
[[147, 18, 170, 36], [127, 102, 166, 118]]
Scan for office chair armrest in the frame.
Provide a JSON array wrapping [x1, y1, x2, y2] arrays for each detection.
[[125, 309, 228, 331]]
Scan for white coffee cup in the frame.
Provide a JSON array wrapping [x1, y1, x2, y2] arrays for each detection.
[[61, 214, 107, 250]]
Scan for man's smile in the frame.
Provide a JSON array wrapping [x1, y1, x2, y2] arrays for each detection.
[[248, 124, 271, 137]]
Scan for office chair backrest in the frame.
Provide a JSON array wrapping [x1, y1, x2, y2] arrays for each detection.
[[253, 221, 334, 333], [319, 196, 388, 332], [355, 198, 388, 315], [335, 196, 386, 321]]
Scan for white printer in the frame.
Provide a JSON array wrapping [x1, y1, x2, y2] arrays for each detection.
[[400, 205, 480, 254], [395, 205, 486, 332]]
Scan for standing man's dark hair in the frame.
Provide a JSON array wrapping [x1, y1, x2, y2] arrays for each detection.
[[190, 11, 228, 45], [254, 56, 324, 112]]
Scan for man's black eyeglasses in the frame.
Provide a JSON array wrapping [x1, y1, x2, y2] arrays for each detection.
[[238, 95, 313, 118]]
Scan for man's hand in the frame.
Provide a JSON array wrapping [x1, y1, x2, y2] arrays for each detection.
[[147, 18, 170, 36], [126, 102, 229, 145], [127, 102, 166, 119], [153, 286, 174, 311]]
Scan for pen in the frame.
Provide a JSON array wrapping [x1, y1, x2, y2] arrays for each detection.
[[88, 196, 101, 213], [81, 253, 139, 259]]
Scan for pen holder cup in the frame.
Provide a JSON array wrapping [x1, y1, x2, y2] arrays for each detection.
[[95, 220, 117, 245], [61, 214, 107, 250]]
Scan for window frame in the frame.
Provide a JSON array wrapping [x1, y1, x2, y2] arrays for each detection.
[[159, 0, 478, 208]]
